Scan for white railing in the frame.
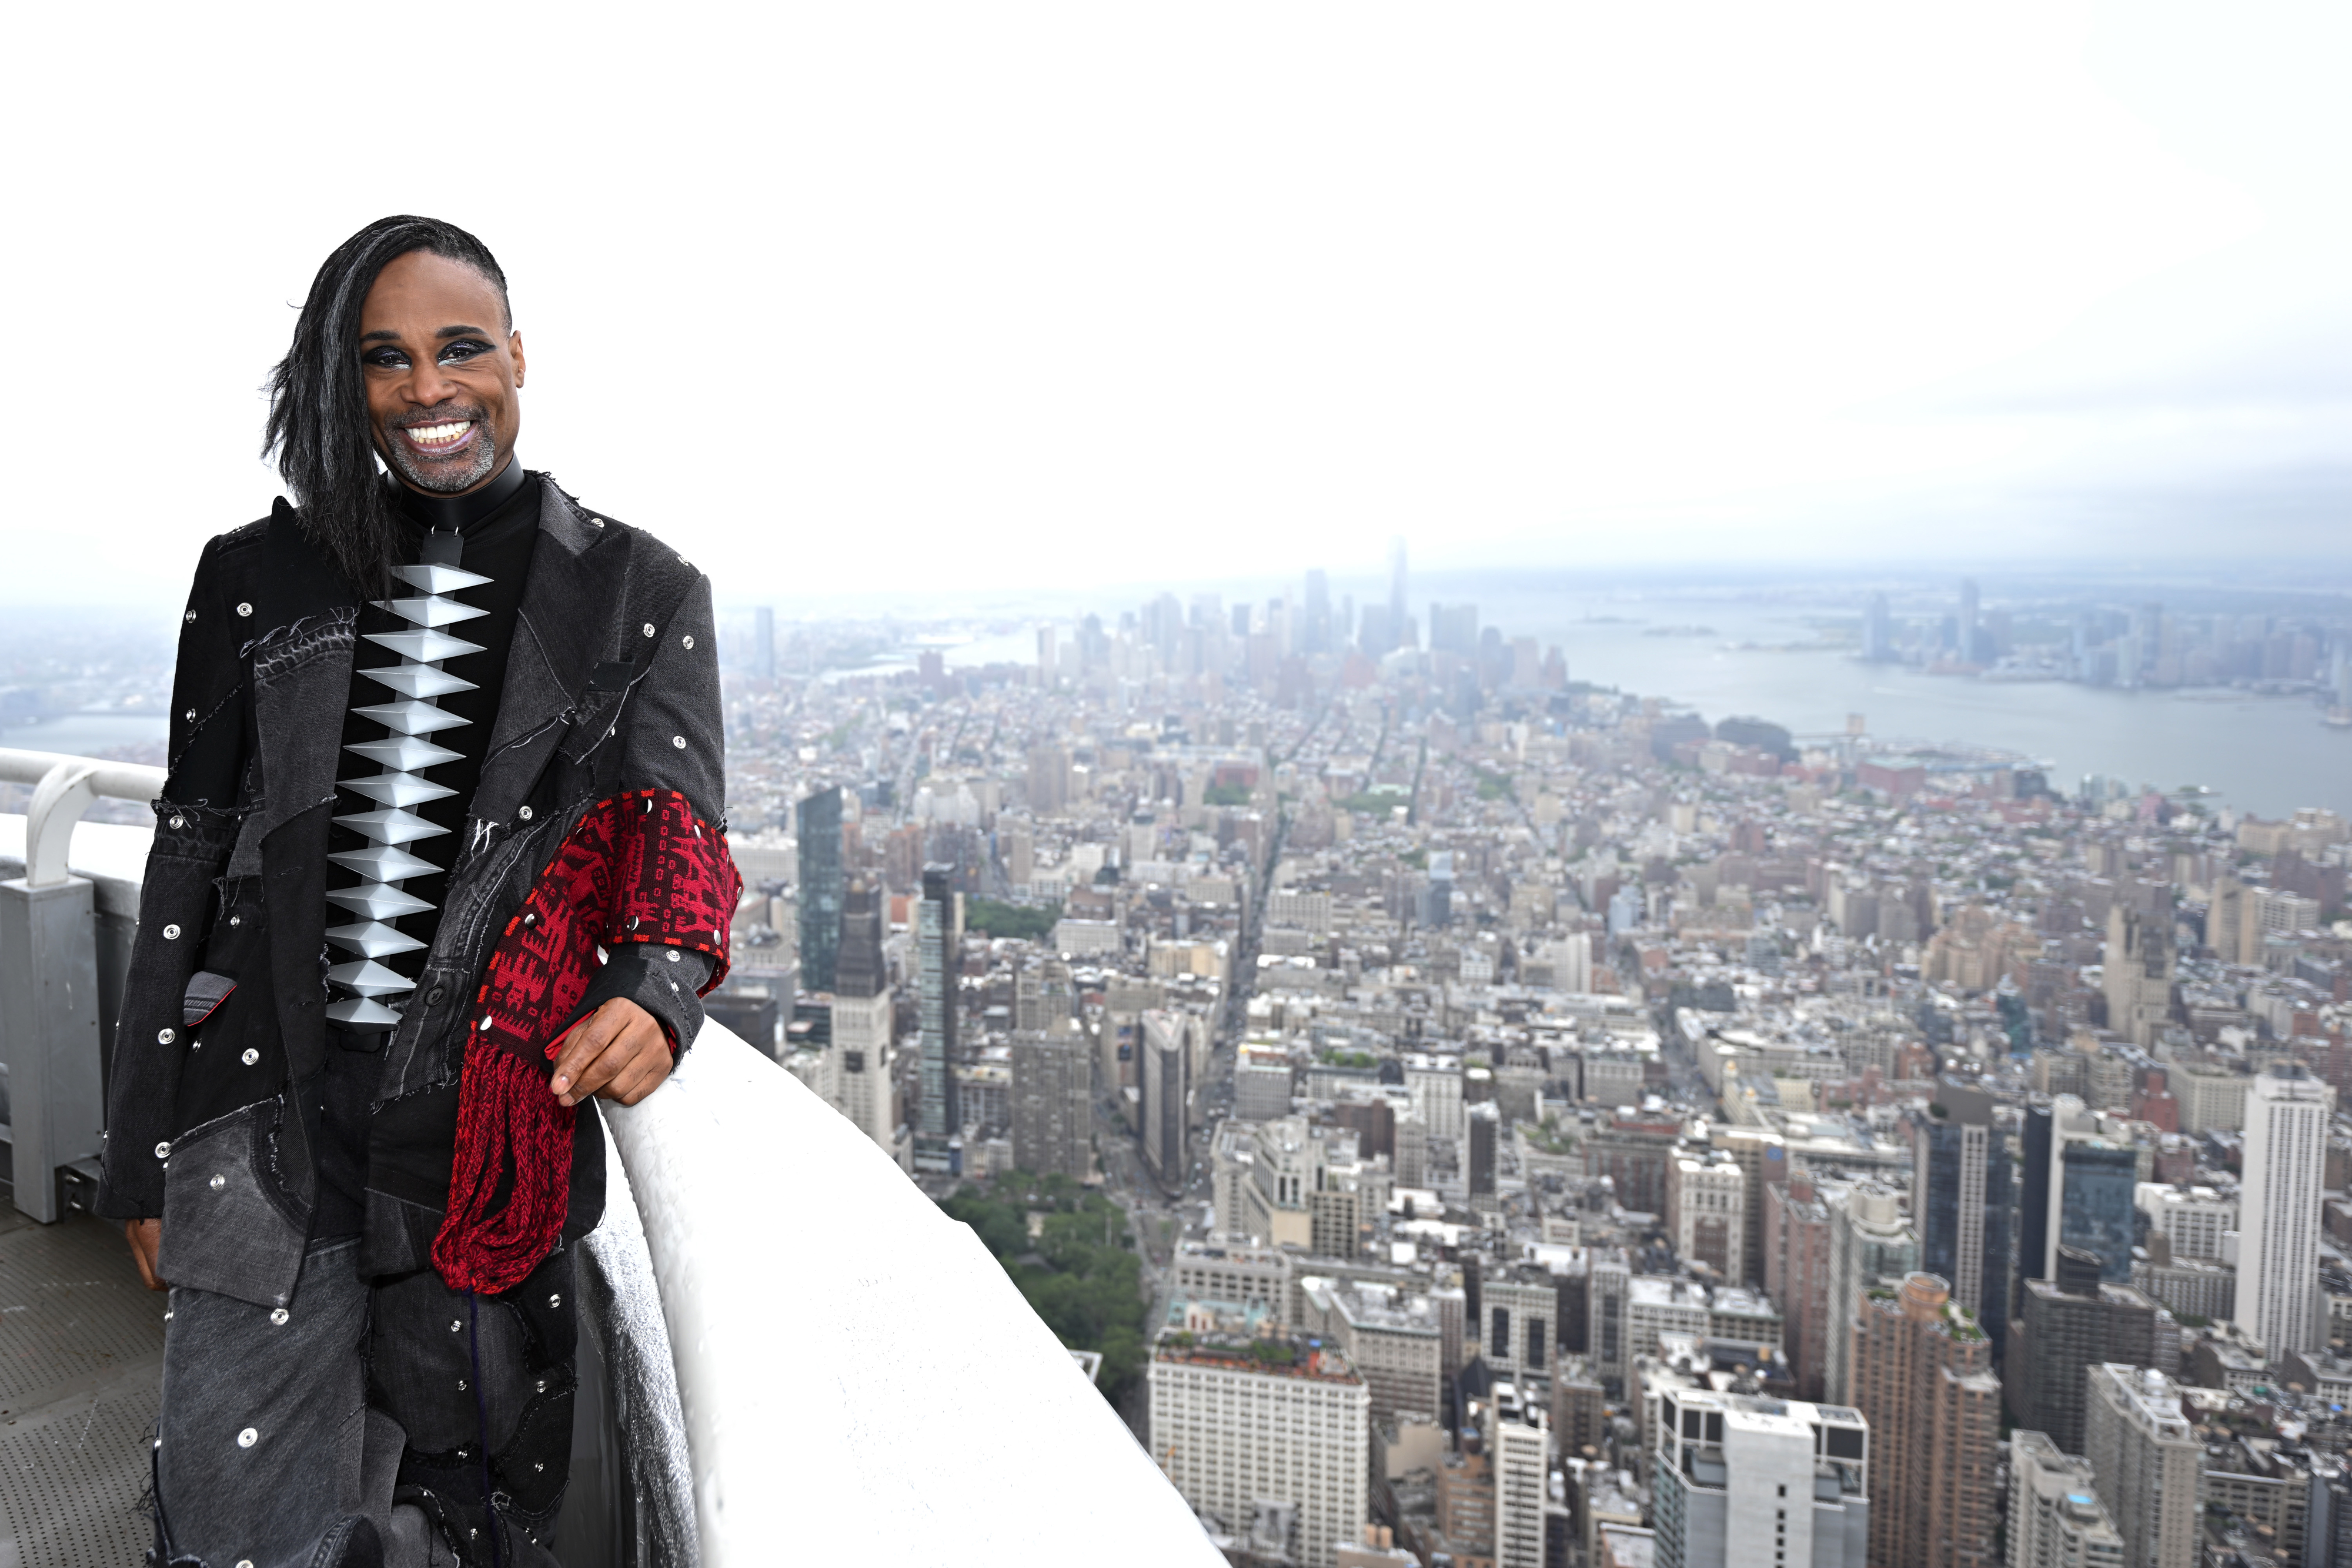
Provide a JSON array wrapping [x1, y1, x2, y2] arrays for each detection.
[[0, 747, 1226, 1565], [606, 1018, 1224, 1565]]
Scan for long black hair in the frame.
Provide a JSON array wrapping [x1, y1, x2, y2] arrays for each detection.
[[263, 216, 511, 597]]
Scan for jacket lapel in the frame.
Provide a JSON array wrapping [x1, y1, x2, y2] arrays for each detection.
[[468, 480, 625, 825]]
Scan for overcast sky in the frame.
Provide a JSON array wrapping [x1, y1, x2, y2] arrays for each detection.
[[6, 2, 2345, 610]]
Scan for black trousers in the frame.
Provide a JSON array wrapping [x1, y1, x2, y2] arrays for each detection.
[[153, 1236, 578, 1568]]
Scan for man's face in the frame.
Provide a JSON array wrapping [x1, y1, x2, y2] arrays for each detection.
[[358, 249, 526, 495]]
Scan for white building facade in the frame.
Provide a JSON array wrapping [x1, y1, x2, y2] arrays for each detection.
[[1150, 1337, 1369, 1568], [2236, 1064, 2333, 1358]]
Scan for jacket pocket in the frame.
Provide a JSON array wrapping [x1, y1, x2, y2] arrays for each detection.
[[156, 1098, 307, 1309], [183, 971, 236, 1028]]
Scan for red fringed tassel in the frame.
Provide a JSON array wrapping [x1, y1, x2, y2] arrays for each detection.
[[430, 1036, 577, 1295]]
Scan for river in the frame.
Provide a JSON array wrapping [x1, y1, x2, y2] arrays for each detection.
[[1481, 589, 2352, 821]]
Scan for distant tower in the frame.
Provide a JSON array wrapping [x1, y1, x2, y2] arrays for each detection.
[[914, 865, 961, 1170], [1388, 536, 1409, 650], [2238, 1063, 2331, 1357], [754, 604, 776, 681], [795, 785, 844, 993], [1863, 592, 1892, 662], [828, 878, 897, 1152], [1304, 568, 1331, 654], [1958, 578, 1980, 661]]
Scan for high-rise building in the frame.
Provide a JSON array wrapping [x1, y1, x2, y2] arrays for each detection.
[[826, 877, 896, 1153], [1387, 536, 1408, 651], [1584, 1253, 1634, 1389], [1822, 1182, 1916, 1406], [1010, 1028, 1091, 1180], [1149, 1328, 1369, 1568], [1762, 1172, 1835, 1400], [1709, 1126, 1785, 1289], [1481, 1273, 1557, 1387], [1491, 1401, 1548, 1568], [795, 785, 845, 994], [2007, 1249, 2173, 1455], [1911, 1087, 2014, 1360], [1862, 591, 1893, 663], [1139, 1009, 1192, 1194], [2102, 905, 2174, 1049], [1649, 1386, 1869, 1568], [2007, 1429, 2126, 1568], [1025, 743, 1070, 815], [1468, 1102, 1498, 1198], [1667, 1152, 1746, 1283], [2058, 1141, 2139, 1284], [1849, 1272, 2000, 1568], [1304, 568, 1332, 654], [2237, 1062, 2333, 1358], [1959, 577, 1981, 662], [2081, 1363, 2199, 1568], [913, 865, 960, 1172], [753, 604, 776, 680], [1012, 955, 1073, 1033]]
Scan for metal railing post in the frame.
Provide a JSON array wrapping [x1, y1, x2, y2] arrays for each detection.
[[2, 759, 106, 1221], [0, 748, 166, 1222]]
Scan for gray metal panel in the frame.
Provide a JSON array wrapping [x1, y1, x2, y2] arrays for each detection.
[[0, 878, 105, 1223]]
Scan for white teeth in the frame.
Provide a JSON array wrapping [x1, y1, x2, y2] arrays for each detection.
[[407, 421, 472, 444]]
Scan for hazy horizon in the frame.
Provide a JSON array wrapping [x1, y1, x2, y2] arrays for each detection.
[[7, 3, 2347, 607]]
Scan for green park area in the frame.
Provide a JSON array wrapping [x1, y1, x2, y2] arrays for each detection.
[[941, 1174, 1150, 1404]]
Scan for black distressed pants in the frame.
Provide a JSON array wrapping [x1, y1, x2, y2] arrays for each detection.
[[152, 1236, 578, 1568]]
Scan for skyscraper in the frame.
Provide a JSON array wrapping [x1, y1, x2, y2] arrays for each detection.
[[2081, 1363, 2199, 1568], [1010, 1028, 1091, 1180], [1959, 577, 1980, 662], [913, 864, 960, 1172], [827, 877, 896, 1153], [2102, 904, 2174, 1049], [1910, 1087, 2014, 1360], [2007, 1248, 2173, 1455], [1304, 568, 1332, 654], [1822, 1181, 1915, 1406], [2237, 1062, 2332, 1358], [1849, 1272, 2000, 1568], [1387, 536, 1408, 651], [1139, 1009, 1191, 1194], [754, 604, 776, 680], [1649, 1386, 1870, 1568], [1762, 1171, 1835, 1400], [1862, 591, 1892, 663], [796, 785, 845, 994], [1491, 1402, 1548, 1568], [2058, 1140, 2139, 1284]]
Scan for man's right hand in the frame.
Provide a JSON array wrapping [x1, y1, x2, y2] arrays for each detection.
[[125, 1219, 165, 1292]]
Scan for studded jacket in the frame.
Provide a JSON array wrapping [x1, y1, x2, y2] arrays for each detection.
[[95, 482, 734, 1310]]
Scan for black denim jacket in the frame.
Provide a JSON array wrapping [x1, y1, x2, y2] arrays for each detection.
[[96, 481, 725, 1309]]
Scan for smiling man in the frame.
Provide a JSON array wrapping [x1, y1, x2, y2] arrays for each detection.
[[98, 216, 739, 1567]]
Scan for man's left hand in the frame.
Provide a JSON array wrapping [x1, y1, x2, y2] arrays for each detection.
[[549, 998, 673, 1107]]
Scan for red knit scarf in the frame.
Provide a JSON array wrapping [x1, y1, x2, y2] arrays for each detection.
[[432, 789, 740, 1294]]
